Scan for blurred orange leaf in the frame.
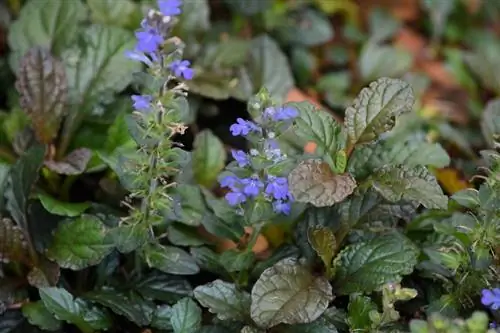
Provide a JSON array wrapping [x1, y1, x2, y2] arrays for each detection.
[[435, 168, 470, 194]]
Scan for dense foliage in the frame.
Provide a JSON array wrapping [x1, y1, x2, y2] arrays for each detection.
[[0, 0, 499, 333]]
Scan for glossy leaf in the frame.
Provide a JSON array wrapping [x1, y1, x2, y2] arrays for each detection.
[[194, 280, 251, 321], [109, 223, 150, 253], [5, 143, 46, 230], [308, 227, 336, 273], [334, 233, 419, 294], [37, 193, 89, 217], [347, 295, 377, 331], [46, 215, 114, 270], [15, 47, 67, 143], [151, 305, 173, 330], [288, 159, 356, 207], [87, 0, 139, 29], [22, 301, 61, 331], [0, 217, 29, 264], [170, 297, 202, 333], [368, 165, 448, 209], [193, 130, 226, 188], [250, 258, 333, 328], [359, 43, 412, 83], [142, 243, 200, 275], [135, 273, 193, 303], [344, 78, 415, 146]]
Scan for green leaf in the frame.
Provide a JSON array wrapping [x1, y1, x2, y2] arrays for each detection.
[[308, 227, 336, 274], [290, 48, 317, 86], [46, 215, 114, 270], [359, 43, 412, 83], [0, 217, 29, 264], [451, 189, 479, 209], [348, 136, 450, 180], [22, 301, 61, 331], [250, 258, 333, 328], [224, 0, 271, 15], [87, 0, 139, 29], [170, 297, 202, 333], [421, 0, 456, 44], [347, 294, 377, 331], [288, 159, 357, 207], [7, 0, 87, 71], [275, 9, 334, 47], [190, 247, 228, 276], [194, 280, 251, 321], [37, 193, 90, 217], [167, 223, 205, 247], [104, 112, 134, 153], [247, 35, 295, 102], [151, 305, 173, 330], [5, 143, 46, 230], [177, 0, 210, 33], [142, 243, 200, 275], [294, 207, 340, 261], [368, 165, 448, 209], [286, 101, 344, 161], [84, 289, 153, 326], [192, 130, 226, 188], [333, 233, 419, 294], [368, 8, 401, 42], [39, 287, 94, 333], [15, 47, 68, 144], [167, 184, 209, 226], [480, 98, 500, 148], [464, 40, 500, 94], [64, 24, 139, 113], [109, 223, 150, 253], [135, 273, 193, 303], [219, 250, 255, 273], [345, 77, 415, 146]]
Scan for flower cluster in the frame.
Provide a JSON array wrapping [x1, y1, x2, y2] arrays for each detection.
[[126, 0, 194, 114], [481, 288, 500, 310], [219, 105, 299, 215]]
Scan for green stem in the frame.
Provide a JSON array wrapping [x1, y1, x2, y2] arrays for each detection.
[[57, 111, 84, 160]]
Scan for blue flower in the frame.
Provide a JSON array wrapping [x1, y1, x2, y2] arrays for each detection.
[[135, 21, 164, 53], [158, 0, 182, 16], [169, 60, 194, 80], [241, 176, 264, 198], [265, 176, 290, 200], [225, 190, 247, 206], [230, 118, 261, 137], [132, 95, 153, 111], [125, 50, 159, 67], [231, 150, 250, 167], [219, 175, 240, 191], [264, 106, 299, 122], [264, 139, 284, 162], [273, 200, 291, 215], [481, 288, 500, 310]]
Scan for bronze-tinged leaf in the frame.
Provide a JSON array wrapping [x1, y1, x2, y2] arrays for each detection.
[[27, 258, 60, 288], [15, 46, 68, 144], [288, 159, 357, 207], [0, 217, 29, 264], [44, 148, 91, 175]]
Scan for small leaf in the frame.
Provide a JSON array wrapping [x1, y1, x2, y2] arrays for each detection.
[[0, 217, 29, 264], [347, 294, 377, 331], [87, 0, 139, 29], [359, 43, 412, 83], [84, 289, 153, 326], [333, 233, 419, 294], [44, 148, 91, 175], [142, 243, 200, 275], [15, 47, 68, 143], [194, 280, 251, 321], [192, 130, 226, 188], [308, 227, 336, 273], [275, 9, 334, 47], [167, 223, 205, 247], [22, 301, 61, 331], [345, 77, 415, 146], [46, 215, 114, 270], [368, 165, 448, 209], [480, 98, 500, 148], [135, 273, 193, 303], [250, 258, 333, 328], [151, 305, 173, 330], [219, 250, 255, 273], [5, 143, 46, 230], [27, 258, 60, 288], [288, 159, 356, 207], [37, 193, 90, 217], [170, 297, 202, 333]]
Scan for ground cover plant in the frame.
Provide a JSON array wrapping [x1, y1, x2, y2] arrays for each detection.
[[0, 0, 499, 332]]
